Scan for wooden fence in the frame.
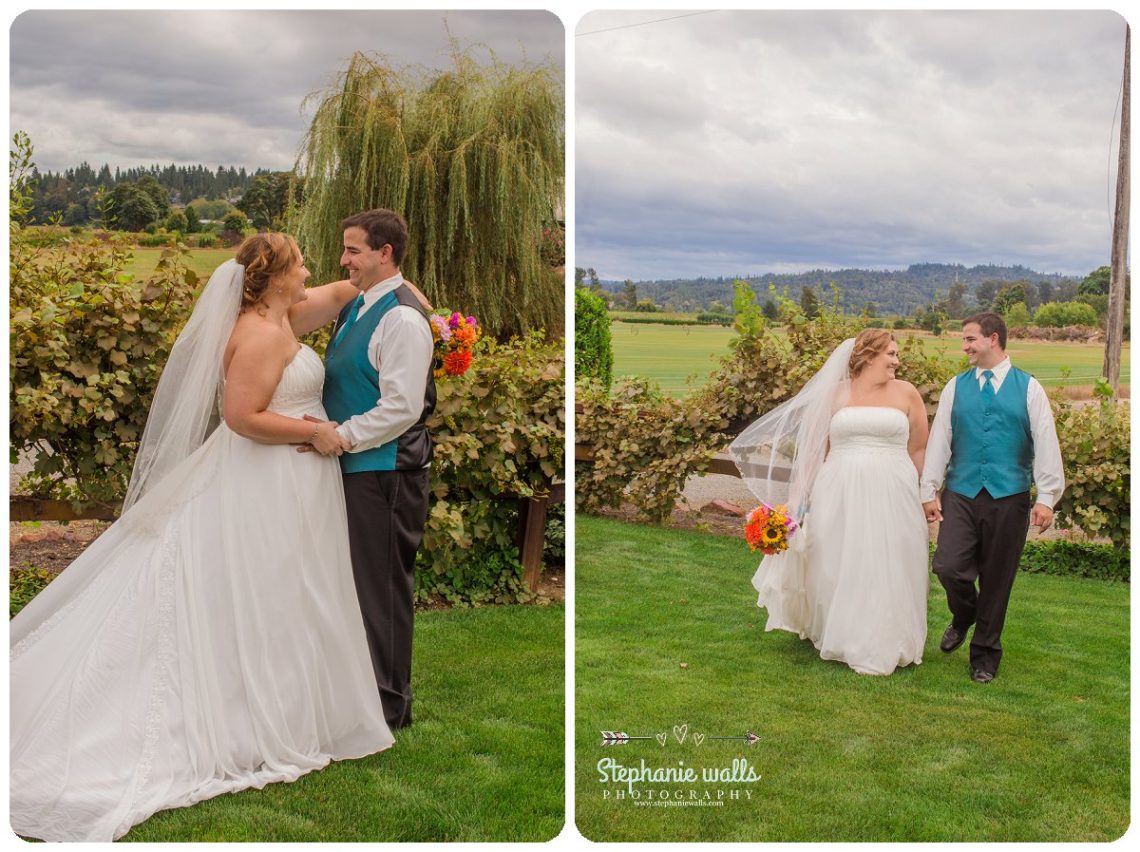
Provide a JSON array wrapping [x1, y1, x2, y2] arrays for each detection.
[[11, 486, 563, 595]]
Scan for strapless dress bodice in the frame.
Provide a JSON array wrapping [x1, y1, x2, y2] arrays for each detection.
[[267, 345, 327, 418], [828, 406, 909, 453]]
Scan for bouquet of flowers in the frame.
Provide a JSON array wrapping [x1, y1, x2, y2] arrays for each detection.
[[744, 502, 799, 556], [429, 310, 481, 378]]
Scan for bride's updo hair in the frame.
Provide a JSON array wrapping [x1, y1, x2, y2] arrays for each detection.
[[234, 232, 300, 311], [848, 328, 895, 378]]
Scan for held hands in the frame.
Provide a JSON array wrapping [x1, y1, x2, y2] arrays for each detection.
[[923, 496, 943, 523], [297, 414, 351, 456], [1030, 502, 1054, 533]]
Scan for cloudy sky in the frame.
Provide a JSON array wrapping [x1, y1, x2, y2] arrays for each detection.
[[576, 10, 1127, 280], [9, 9, 563, 174]]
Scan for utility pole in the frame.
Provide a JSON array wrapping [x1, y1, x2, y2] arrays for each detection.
[[1105, 24, 1130, 393]]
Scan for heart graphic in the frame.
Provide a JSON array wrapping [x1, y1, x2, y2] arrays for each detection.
[[693, 732, 706, 747], [673, 723, 689, 745], [655, 732, 667, 747]]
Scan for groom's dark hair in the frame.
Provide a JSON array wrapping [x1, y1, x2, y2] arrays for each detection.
[[341, 208, 408, 266], [963, 311, 1007, 349]]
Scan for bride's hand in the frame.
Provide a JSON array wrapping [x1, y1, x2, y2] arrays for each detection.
[[299, 415, 345, 456], [403, 280, 433, 312]]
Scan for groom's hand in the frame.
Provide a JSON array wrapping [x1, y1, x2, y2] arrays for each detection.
[[297, 414, 351, 455], [1030, 502, 1054, 533], [923, 497, 942, 523]]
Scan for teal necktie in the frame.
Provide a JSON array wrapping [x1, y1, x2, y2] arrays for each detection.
[[981, 369, 995, 398], [334, 295, 364, 346]]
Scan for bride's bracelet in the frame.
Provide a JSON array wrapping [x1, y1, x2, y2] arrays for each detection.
[[307, 422, 321, 443]]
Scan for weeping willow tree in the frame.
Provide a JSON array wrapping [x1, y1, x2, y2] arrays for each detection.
[[290, 48, 564, 339]]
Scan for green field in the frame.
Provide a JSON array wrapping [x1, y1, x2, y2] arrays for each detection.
[[609, 321, 1130, 398], [609, 321, 737, 396], [575, 516, 1128, 842], [901, 331, 1130, 390], [123, 246, 236, 282]]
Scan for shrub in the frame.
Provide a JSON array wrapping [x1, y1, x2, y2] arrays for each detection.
[[617, 316, 708, 326], [421, 334, 564, 604], [576, 376, 718, 522], [1003, 301, 1032, 327], [10, 235, 199, 506], [575, 287, 614, 390], [222, 210, 250, 233], [138, 230, 176, 247], [927, 537, 1127, 581], [695, 312, 734, 326], [1052, 397, 1130, 550], [543, 502, 565, 568], [1074, 293, 1108, 321], [576, 291, 959, 521], [193, 232, 218, 248], [1018, 539, 1128, 581], [10, 564, 54, 617], [1034, 301, 1099, 328]]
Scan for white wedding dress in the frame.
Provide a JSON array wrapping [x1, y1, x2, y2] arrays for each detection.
[[752, 406, 929, 675], [10, 344, 393, 842]]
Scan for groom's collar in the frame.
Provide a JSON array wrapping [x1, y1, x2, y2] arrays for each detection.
[[974, 356, 1011, 381], [359, 271, 404, 306]]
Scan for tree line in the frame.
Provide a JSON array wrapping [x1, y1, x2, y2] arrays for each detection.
[[28, 161, 275, 227], [587, 263, 1085, 317]]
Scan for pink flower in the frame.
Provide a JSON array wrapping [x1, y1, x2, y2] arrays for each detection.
[[430, 314, 452, 342]]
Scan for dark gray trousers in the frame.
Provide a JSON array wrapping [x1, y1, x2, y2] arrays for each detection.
[[932, 488, 1031, 675], [343, 467, 430, 729]]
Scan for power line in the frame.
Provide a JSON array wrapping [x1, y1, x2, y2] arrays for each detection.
[[576, 11, 718, 37], [1107, 56, 1124, 241]]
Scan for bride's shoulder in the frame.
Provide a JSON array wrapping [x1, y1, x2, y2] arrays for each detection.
[[226, 313, 295, 363]]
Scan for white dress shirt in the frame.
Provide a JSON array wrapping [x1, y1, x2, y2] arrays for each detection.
[[919, 356, 1065, 506], [334, 271, 435, 455]]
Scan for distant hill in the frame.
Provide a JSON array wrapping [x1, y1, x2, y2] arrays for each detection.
[[597, 263, 1085, 316]]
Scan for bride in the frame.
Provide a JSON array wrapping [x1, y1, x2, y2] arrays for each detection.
[[731, 329, 931, 675], [10, 233, 407, 841]]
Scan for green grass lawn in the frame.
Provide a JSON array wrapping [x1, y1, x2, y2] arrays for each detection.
[[575, 516, 1128, 842], [82, 603, 563, 842], [899, 330, 1131, 388], [610, 323, 1129, 398], [609, 321, 737, 397], [123, 246, 236, 282]]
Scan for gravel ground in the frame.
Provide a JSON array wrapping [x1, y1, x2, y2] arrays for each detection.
[[681, 470, 758, 512]]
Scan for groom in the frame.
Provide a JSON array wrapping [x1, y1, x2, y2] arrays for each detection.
[[921, 312, 1064, 684], [322, 208, 436, 729]]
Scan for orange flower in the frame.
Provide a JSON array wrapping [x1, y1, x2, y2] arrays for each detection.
[[443, 350, 473, 376], [452, 325, 478, 347]]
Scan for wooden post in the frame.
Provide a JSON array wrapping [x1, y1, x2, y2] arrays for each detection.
[[519, 496, 550, 593], [9, 496, 120, 522], [1105, 24, 1130, 392], [517, 483, 565, 594]]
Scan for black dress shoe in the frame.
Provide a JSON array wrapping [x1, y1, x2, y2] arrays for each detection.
[[939, 624, 967, 653], [970, 668, 994, 684]]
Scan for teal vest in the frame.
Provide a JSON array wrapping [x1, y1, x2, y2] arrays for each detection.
[[945, 365, 1033, 499], [323, 285, 435, 474]]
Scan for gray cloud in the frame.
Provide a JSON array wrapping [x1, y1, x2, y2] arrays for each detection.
[[10, 9, 563, 172], [576, 9, 1126, 278]]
